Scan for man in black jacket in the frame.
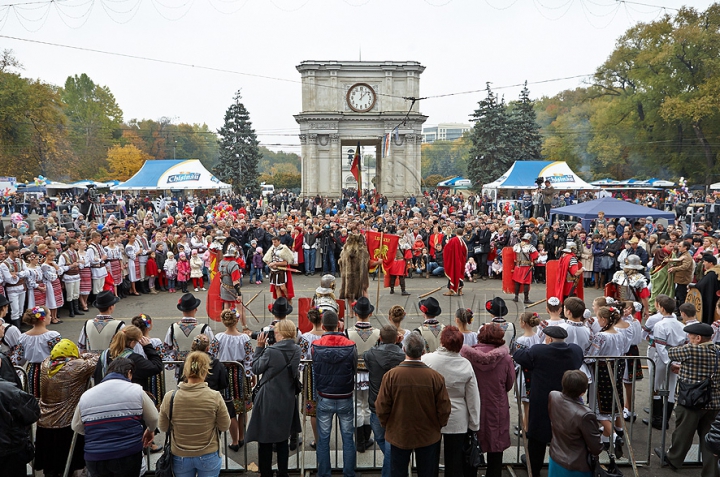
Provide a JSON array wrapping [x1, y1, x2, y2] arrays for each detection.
[[364, 325, 405, 476], [0, 376, 40, 477], [514, 326, 584, 477]]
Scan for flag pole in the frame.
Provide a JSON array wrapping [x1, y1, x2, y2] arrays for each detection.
[[375, 230, 384, 313]]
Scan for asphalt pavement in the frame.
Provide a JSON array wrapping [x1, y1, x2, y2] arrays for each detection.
[[48, 273, 704, 477]]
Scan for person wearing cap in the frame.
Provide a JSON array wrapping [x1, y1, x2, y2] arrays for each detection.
[[345, 297, 380, 453], [415, 297, 445, 353], [163, 293, 216, 366], [218, 237, 244, 316], [314, 274, 340, 315], [626, 235, 649, 267], [515, 323, 583, 475], [509, 233, 538, 304], [609, 254, 651, 319], [480, 297, 516, 351], [550, 243, 584, 304], [77, 291, 125, 354], [656, 322, 720, 476], [689, 253, 720, 324], [669, 240, 695, 311], [264, 235, 295, 304]]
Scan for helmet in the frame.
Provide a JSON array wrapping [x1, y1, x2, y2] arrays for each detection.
[[522, 233, 532, 241], [223, 243, 237, 257], [315, 274, 336, 295], [623, 254, 645, 271]]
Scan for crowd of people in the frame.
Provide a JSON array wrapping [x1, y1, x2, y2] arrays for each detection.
[[2, 186, 720, 477]]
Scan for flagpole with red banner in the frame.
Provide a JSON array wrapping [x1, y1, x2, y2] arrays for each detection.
[[351, 141, 361, 198]]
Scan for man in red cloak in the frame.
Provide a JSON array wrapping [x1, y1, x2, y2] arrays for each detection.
[[443, 227, 467, 296], [550, 243, 584, 303]]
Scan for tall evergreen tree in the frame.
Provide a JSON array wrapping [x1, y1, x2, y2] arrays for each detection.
[[467, 83, 511, 187], [214, 91, 261, 193], [507, 81, 543, 162]]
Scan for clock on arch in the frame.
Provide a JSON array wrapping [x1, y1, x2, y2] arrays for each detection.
[[346, 83, 376, 113]]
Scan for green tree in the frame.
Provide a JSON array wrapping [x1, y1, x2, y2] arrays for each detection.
[[214, 91, 261, 193], [467, 84, 511, 187], [421, 136, 471, 177], [62, 74, 123, 178], [258, 147, 301, 174], [507, 82, 543, 162]]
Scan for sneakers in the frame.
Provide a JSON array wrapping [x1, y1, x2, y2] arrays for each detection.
[[194, 288, 199, 292], [256, 281, 262, 285], [201, 287, 206, 291]]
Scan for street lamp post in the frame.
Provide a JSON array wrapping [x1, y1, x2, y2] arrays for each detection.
[[236, 153, 242, 192]]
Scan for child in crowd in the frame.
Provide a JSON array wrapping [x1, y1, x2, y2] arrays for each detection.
[[154, 242, 167, 292], [252, 247, 264, 284], [177, 252, 190, 293], [164, 251, 177, 293], [537, 296, 565, 340], [465, 257, 477, 282], [190, 249, 205, 292], [621, 301, 644, 422], [515, 311, 542, 434], [534, 243, 548, 283], [490, 257, 503, 278], [146, 251, 159, 295]]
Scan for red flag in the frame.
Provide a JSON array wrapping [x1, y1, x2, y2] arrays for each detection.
[[351, 141, 361, 197], [366, 230, 399, 273]]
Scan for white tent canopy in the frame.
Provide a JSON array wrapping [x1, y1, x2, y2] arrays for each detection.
[[483, 161, 598, 191], [112, 159, 231, 191]]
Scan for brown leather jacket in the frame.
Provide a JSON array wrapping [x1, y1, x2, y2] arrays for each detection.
[[548, 391, 603, 472], [671, 251, 694, 285]]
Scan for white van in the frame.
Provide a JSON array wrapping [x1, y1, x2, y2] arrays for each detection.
[[261, 184, 275, 197]]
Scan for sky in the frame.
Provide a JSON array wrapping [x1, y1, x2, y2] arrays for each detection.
[[0, 0, 714, 154]]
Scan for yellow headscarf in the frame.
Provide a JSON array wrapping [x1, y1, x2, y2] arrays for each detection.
[[48, 339, 79, 378]]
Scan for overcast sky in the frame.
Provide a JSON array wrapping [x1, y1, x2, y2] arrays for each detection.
[[1, 0, 713, 154]]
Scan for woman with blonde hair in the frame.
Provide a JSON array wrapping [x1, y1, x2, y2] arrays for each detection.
[[94, 324, 163, 389], [215, 309, 254, 451], [159, 351, 231, 477], [246, 319, 302, 477]]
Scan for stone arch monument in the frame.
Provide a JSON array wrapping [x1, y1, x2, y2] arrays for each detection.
[[295, 61, 427, 200]]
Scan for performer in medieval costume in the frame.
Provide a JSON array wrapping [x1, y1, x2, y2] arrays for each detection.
[[313, 274, 339, 315], [550, 243, 584, 304], [218, 237, 244, 319], [510, 233, 538, 304], [338, 233, 370, 301], [264, 235, 296, 305], [688, 253, 720, 324], [608, 255, 650, 320], [384, 248, 410, 296], [443, 228, 467, 296], [649, 240, 675, 314]]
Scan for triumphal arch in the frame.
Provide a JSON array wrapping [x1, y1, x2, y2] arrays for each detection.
[[295, 61, 427, 200]]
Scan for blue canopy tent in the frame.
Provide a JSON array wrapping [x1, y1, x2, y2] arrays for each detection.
[[549, 197, 675, 231]]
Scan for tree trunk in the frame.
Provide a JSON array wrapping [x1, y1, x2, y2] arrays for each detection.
[[692, 121, 716, 185]]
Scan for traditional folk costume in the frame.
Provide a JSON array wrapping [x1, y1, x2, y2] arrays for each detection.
[[585, 329, 628, 419], [77, 315, 125, 354], [0, 255, 28, 326], [26, 265, 45, 309], [215, 332, 254, 416], [58, 248, 83, 316], [415, 297, 444, 353], [86, 241, 108, 294], [125, 242, 140, 283], [78, 250, 92, 299], [12, 329, 62, 397], [649, 246, 674, 314], [608, 256, 651, 318], [133, 337, 168, 408], [510, 234, 538, 304], [299, 331, 324, 417], [105, 244, 124, 287], [41, 262, 64, 310]]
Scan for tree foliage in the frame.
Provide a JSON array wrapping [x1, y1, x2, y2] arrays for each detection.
[[122, 119, 219, 168], [258, 172, 301, 190], [421, 136, 470, 177], [106, 144, 151, 181], [214, 91, 261, 194]]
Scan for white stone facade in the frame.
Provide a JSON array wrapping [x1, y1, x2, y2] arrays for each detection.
[[294, 61, 427, 200]]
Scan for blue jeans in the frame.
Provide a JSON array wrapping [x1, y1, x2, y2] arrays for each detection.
[[316, 396, 355, 477], [172, 451, 222, 477], [370, 412, 390, 477], [322, 248, 336, 274], [304, 248, 316, 274], [168, 278, 176, 289], [251, 267, 263, 282]]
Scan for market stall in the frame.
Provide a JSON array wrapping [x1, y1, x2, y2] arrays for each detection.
[[112, 159, 231, 194], [549, 197, 675, 230]]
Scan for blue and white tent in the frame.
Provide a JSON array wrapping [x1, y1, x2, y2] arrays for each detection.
[[437, 176, 472, 188], [483, 161, 597, 191], [112, 159, 230, 191]]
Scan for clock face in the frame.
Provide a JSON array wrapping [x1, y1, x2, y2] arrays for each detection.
[[347, 83, 376, 113]]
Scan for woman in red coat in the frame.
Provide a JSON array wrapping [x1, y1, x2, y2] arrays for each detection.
[[461, 323, 515, 477]]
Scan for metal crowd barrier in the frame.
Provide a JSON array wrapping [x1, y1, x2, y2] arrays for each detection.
[[22, 350, 706, 476]]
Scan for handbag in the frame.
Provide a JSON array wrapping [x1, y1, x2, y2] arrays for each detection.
[[155, 390, 176, 477], [474, 245, 486, 255], [677, 349, 718, 410], [600, 255, 614, 270], [463, 429, 484, 468], [588, 453, 623, 477], [251, 348, 300, 402]]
